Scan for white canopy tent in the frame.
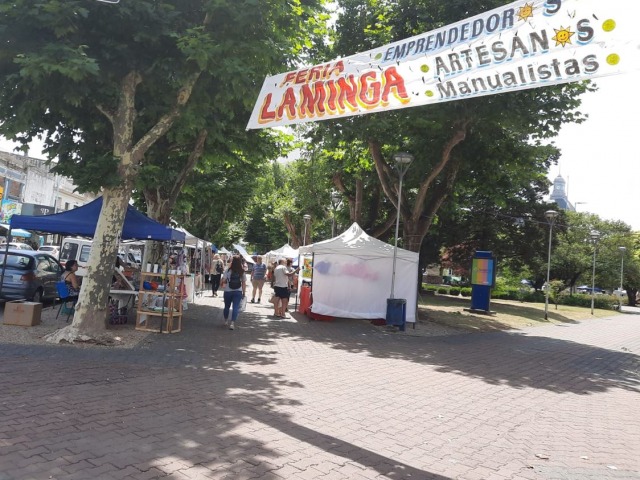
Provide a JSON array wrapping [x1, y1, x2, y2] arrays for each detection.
[[299, 223, 419, 323], [265, 243, 299, 263], [232, 243, 255, 265], [174, 226, 199, 247]]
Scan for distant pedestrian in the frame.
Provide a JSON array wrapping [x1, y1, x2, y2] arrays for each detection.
[[250, 255, 267, 303], [210, 254, 223, 297], [221, 255, 246, 330]]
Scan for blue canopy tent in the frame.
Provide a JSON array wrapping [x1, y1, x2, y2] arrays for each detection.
[[0, 224, 31, 238], [0, 197, 186, 302], [9, 197, 185, 242]]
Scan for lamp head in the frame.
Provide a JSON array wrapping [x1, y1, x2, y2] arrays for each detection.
[[393, 152, 414, 166], [619, 246, 627, 253], [303, 214, 311, 222], [544, 210, 559, 223], [589, 230, 600, 242], [331, 191, 342, 205]]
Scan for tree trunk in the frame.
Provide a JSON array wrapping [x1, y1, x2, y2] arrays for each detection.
[[45, 186, 132, 344], [368, 119, 469, 254], [46, 65, 202, 344], [626, 287, 637, 307]]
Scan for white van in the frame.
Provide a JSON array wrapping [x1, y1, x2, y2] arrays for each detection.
[[59, 237, 143, 276], [59, 237, 93, 276]]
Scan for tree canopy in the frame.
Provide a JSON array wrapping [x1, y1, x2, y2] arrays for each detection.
[[0, 0, 326, 340]]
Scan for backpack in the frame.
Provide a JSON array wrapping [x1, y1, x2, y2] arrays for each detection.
[[228, 271, 242, 289], [215, 261, 223, 274]]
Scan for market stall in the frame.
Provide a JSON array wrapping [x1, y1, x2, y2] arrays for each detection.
[[298, 223, 419, 323]]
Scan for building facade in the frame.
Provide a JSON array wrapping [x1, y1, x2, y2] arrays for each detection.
[[0, 150, 97, 224]]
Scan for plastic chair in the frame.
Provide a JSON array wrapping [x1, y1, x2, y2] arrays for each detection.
[[55, 281, 78, 322]]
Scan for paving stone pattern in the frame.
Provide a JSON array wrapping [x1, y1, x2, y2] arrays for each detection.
[[1, 289, 639, 480]]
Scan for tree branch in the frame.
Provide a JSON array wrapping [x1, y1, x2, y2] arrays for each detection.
[[96, 104, 115, 126], [130, 70, 203, 163], [369, 138, 397, 209], [168, 128, 208, 203], [412, 119, 470, 223]]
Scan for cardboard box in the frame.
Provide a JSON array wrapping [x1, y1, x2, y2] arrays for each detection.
[[3, 300, 42, 326]]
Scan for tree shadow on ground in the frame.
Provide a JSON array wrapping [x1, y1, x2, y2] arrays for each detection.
[[2, 297, 639, 480], [0, 325, 451, 479], [158, 301, 640, 398]]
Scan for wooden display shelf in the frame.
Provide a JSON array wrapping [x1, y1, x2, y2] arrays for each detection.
[[135, 272, 185, 333]]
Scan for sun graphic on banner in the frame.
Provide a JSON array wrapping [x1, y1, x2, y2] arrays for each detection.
[[552, 26, 575, 47], [517, 3, 535, 22]]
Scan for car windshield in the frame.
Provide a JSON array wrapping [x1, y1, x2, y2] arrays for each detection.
[[0, 253, 33, 270]]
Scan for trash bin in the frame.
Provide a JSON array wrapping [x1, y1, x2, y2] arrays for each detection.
[[386, 298, 406, 331]]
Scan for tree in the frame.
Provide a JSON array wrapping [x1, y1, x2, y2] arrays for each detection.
[[0, 0, 325, 342], [309, 0, 591, 266], [550, 212, 638, 300]]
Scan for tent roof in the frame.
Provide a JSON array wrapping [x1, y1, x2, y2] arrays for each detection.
[[0, 224, 31, 238], [173, 226, 201, 247], [10, 197, 185, 242], [266, 243, 298, 258], [299, 222, 418, 261], [233, 243, 255, 264]]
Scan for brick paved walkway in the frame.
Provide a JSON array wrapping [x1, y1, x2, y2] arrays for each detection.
[[1, 289, 639, 479]]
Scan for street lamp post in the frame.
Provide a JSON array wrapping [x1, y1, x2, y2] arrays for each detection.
[[390, 152, 413, 299], [330, 191, 341, 238], [589, 230, 600, 315], [618, 246, 626, 291], [302, 214, 311, 246], [544, 210, 559, 320]]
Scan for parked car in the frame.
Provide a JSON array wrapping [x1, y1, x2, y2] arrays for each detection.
[[38, 244, 60, 258], [0, 250, 63, 302], [0, 242, 34, 250], [576, 285, 604, 294]]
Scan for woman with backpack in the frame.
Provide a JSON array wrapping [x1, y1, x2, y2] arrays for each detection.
[[220, 254, 246, 330]]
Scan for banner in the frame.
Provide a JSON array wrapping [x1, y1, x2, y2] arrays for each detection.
[[247, 0, 640, 129]]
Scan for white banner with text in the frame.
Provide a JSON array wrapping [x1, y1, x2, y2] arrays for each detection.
[[247, 0, 639, 129]]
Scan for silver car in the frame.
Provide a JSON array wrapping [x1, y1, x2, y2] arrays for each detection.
[[38, 245, 60, 258], [0, 242, 34, 251], [0, 250, 63, 302]]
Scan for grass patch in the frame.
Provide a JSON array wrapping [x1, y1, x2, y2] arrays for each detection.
[[418, 293, 619, 332]]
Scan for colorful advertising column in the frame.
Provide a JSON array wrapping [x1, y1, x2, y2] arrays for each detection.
[[469, 251, 496, 313]]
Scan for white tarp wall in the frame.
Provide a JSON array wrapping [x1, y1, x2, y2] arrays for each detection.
[[299, 223, 419, 323]]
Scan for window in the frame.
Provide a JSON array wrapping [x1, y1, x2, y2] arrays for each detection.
[[79, 245, 91, 263], [0, 253, 32, 270], [60, 242, 78, 263], [36, 256, 55, 273]]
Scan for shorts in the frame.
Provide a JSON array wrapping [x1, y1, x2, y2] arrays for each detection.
[[274, 286, 290, 299], [252, 278, 266, 288]]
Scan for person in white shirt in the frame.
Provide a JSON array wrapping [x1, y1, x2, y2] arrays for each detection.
[[272, 258, 298, 318]]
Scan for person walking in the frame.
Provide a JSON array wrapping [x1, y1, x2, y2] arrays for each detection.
[[210, 254, 223, 297], [272, 258, 298, 318], [221, 254, 246, 330], [250, 255, 267, 303]]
